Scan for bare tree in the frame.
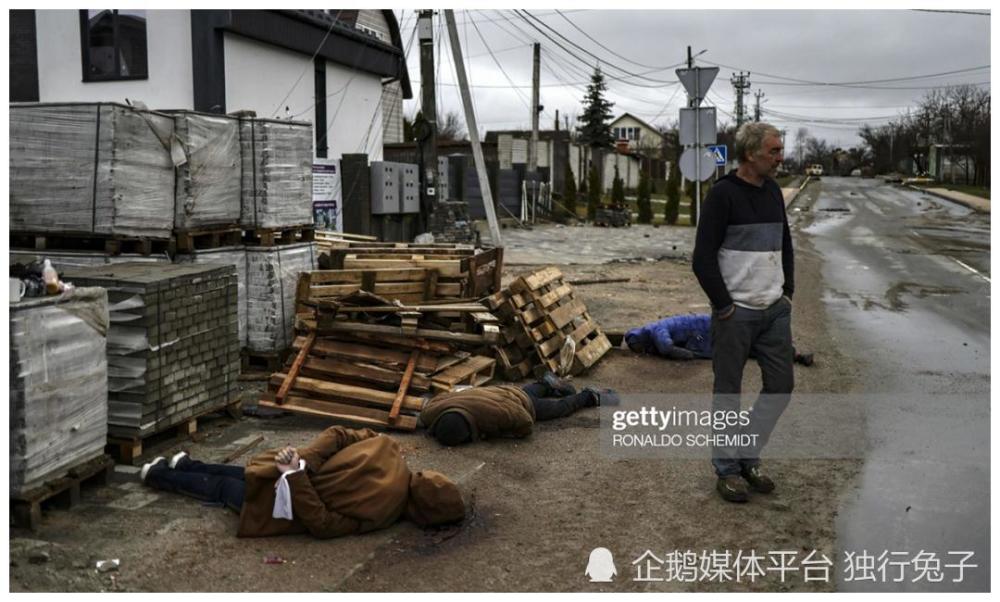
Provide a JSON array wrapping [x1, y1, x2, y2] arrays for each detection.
[[438, 110, 468, 142]]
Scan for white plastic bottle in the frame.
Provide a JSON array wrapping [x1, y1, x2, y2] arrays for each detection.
[[42, 259, 60, 295]]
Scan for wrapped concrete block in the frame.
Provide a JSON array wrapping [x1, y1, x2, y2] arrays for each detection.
[[239, 118, 314, 229], [10, 288, 110, 495], [174, 246, 248, 347], [171, 111, 242, 230], [61, 263, 240, 437], [9, 102, 175, 238], [245, 242, 317, 353]]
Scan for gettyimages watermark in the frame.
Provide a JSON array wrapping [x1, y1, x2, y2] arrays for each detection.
[[585, 547, 980, 585], [599, 393, 987, 459]]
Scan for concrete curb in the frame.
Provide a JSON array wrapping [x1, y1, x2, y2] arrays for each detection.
[[905, 184, 990, 214]]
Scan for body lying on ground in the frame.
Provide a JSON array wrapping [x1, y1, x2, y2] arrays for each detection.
[[141, 426, 465, 538], [420, 374, 619, 446], [626, 314, 814, 365]]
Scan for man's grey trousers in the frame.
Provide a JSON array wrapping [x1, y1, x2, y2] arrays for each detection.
[[710, 298, 794, 477]]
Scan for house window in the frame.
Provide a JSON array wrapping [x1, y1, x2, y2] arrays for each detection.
[[80, 9, 148, 81]]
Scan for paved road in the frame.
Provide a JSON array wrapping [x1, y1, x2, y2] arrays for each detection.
[[795, 177, 990, 592]]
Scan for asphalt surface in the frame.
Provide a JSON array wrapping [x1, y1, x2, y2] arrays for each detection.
[[794, 177, 990, 592]]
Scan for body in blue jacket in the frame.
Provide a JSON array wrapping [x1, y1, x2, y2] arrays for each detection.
[[626, 314, 814, 365], [625, 314, 712, 360]]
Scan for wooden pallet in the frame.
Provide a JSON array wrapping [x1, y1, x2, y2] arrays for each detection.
[[11, 454, 114, 530], [244, 225, 315, 247], [491, 267, 611, 377], [11, 231, 172, 256], [323, 245, 502, 298], [295, 268, 446, 312], [106, 400, 242, 464], [264, 330, 496, 431], [173, 226, 243, 253]]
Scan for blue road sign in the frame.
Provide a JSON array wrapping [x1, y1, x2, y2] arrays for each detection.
[[708, 144, 727, 166]]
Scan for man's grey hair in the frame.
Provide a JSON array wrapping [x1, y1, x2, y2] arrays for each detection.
[[734, 122, 782, 163]]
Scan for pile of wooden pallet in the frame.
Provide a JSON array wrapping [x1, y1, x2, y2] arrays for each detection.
[[486, 267, 612, 378], [260, 293, 498, 431]]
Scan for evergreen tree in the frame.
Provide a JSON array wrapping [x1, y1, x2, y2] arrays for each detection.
[[665, 161, 680, 225], [637, 169, 652, 224], [587, 164, 601, 220], [611, 165, 625, 206], [576, 67, 615, 149], [563, 163, 577, 218]]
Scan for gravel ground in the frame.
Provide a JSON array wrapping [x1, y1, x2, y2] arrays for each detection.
[[10, 218, 864, 592]]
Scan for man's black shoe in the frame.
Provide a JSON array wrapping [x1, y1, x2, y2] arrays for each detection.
[[540, 371, 576, 397], [716, 475, 749, 503], [740, 464, 776, 493], [794, 352, 814, 367], [583, 387, 620, 406]]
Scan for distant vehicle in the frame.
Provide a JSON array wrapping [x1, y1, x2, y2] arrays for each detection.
[[806, 164, 824, 177], [850, 168, 862, 177]]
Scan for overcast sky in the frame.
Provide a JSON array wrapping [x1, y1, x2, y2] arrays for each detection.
[[398, 9, 991, 151]]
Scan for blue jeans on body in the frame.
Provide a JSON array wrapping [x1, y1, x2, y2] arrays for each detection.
[[145, 458, 246, 512], [710, 297, 794, 477]]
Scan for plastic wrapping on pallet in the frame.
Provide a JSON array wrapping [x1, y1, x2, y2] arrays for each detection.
[[9, 102, 175, 238], [239, 118, 314, 229], [11, 250, 171, 272], [170, 111, 242, 230], [245, 242, 317, 353], [174, 246, 248, 348], [10, 288, 110, 496], [60, 263, 240, 438]]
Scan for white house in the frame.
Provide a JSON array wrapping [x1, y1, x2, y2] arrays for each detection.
[[609, 112, 666, 157], [10, 9, 412, 163]]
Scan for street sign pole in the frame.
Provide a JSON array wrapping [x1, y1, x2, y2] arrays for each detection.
[[694, 68, 701, 227]]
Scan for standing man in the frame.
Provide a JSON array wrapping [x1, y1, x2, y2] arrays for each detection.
[[692, 122, 794, 503]]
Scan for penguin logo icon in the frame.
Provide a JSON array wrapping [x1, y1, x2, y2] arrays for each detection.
[[585, 547, 617, 582]]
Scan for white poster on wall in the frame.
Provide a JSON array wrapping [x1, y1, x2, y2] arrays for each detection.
[[312, 159, 342, 232]]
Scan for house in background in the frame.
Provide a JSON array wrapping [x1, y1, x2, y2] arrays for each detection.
[[9, 9, 412, 163], [608, 112, 668, 182]]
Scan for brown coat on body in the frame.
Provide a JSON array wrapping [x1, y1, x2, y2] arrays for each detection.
[[420, 385, 535, 441], [237, 427, 410, 538]]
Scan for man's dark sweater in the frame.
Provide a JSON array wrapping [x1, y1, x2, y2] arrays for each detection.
[[692, 172, 794, 311]]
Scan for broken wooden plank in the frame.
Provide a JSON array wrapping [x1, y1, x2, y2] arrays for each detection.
[[269, 374, 424, 412], [277, 332, 315, 404], [389, 351, 420, 421], [259, 396, 418, 431], [431, 356, 496, 390], [222, 435, 265, 463], [300, 356, 432, 392], [511, 266, 563, 293], [291, 337, 440, 372], [313, 322, 495, 346]]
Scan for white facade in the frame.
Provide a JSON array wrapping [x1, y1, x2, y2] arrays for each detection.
[[224, 32, 314, 120], [568, 144, 641, 192], [609, 113, 664, 155], [34, 9, 194, 108], [325, 61, 385, 162]]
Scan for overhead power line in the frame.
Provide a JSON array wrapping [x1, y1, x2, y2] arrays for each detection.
[[553, 9, 678, 71]]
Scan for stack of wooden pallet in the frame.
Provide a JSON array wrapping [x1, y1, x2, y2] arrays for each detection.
[[320, 243, 503, 300], [260, 294, 498, 431], [486, 267, 613, 378], [61, 262, 241, 459]]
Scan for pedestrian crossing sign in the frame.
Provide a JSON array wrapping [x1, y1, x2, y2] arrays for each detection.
[[708, 144, 727, 166]]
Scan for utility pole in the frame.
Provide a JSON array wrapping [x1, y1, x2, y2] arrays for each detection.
[[444, 10, 501, 246], [528, 42, 540, 175], [730, 72, 751, 127], [417, 10, 437, 225], [753, 89, 765, 122]]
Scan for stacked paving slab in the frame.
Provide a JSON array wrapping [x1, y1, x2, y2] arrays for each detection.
[[61, 263, 240, 438], [9, 288, 110, 495]]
